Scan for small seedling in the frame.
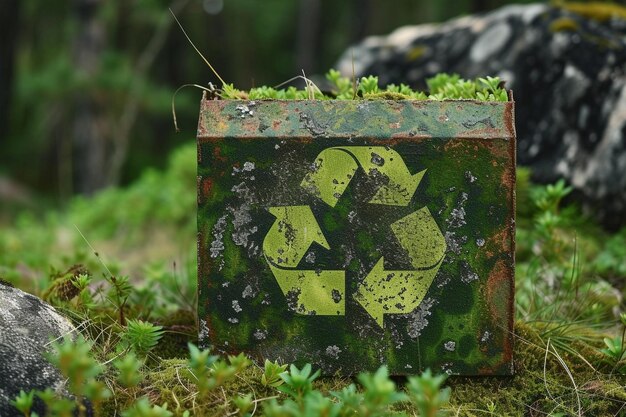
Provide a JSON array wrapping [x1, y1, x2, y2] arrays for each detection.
[[119, 319, 164, 358], [406, 369, 451, 417], [10, 390, 35, 417], [121, 398, 173, 417], [232, 393, 254, 417], [277, 363, 321, 401], [114, 352, 144, 387], [261, 359, 288, 387]]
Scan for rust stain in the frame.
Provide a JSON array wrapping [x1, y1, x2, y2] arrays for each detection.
[[202, 178, 213, 198], [485, 259, 514, 364], [488, 227, 512, 253]]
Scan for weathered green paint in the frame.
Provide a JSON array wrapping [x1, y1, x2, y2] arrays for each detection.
[[198, 98, 515, 376], [301, 146, 425, 206], [263, 206, 345, 315]]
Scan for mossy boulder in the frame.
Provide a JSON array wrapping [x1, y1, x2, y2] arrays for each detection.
[[338, 3, 626, 229]]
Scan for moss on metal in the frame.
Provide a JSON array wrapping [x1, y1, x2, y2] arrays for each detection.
[[216, 71, 509, 102]]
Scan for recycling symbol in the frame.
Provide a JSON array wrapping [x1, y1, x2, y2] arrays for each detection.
[[262, 146, 447, 328]]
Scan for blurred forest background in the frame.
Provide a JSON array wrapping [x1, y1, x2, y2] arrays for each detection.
[[0, 0, 538, 213]]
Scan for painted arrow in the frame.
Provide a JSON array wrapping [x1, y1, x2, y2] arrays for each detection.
[[355, 207, 447, 328], [262, 206, 345, 316], [300, 146, 426, 207]]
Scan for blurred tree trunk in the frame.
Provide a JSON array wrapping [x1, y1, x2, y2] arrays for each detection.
[[0, 0, 20, 146], [72, 0, 107, 195], [350, 0, 372, 43], [296, 0, 321, 74]]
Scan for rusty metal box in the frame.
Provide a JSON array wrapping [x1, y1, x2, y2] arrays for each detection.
[[198, 97, 515, 375]]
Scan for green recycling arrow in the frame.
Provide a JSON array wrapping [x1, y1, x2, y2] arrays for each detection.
[[300, 146, 426, 207], [262, 206, 345, 316], [354, 207, 447, 328], [263, 147, 446, 327]]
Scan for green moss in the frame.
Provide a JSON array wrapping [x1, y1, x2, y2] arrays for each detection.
[[558, 1, 626, 22], [447, 321, 626, 416], [220, 71, 509, 102], [405, 45, 428, 62], [550, 16, 580, 32]]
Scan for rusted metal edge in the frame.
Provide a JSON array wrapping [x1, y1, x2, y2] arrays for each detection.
[[197, 97, 515, 141]]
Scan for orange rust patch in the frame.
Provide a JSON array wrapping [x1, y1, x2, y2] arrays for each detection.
[[488, 227, 512, 253], [202, 178, 213, 198], [485, 259, 514, 362], [486, 260, 510, 318]]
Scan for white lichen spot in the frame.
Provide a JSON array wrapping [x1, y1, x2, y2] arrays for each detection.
[[199, 319, 210, 341], [243, 161, 255, 171], [476, 238, 486, 247], [232, 300, 242, 313], [407, 297, 437, 338], [481, 331, 491, 343], [465, 170, 477, 183], [305, 251, 316, 264], [460, 261, 479, 284], [325, 345, 342, 359], [444, 341, 456, 352], [210, 215, 228, 259], [253, 329, 267, 340], [228, 318, 239, 324], [242, 285, 255, 299]]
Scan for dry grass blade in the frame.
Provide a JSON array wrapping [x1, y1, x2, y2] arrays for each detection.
[[169, 8, 226, 87], [551, 343, 583, 417], [171, 83, 215, 132]]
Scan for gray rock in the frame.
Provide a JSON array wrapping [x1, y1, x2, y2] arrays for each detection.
[[0, 282, 76, 416], [337, 3, 626, 228]]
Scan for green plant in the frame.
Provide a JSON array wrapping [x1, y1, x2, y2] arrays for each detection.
[[353, 366, 407, 416], [186, 342, 218, 397], [277, 363, 321, 401], [186, 343, 250, 401], [120, 319, 164, 358], [232, 393, 254, 417], [261, 359, 288, 387], [208, 69, 509, 102], [121, 398, 173, 417], [114, 352, 144, 388], [10, 390, 35, 417], [406, 369, 451, 417], [47, 335, 110, 417], [359, 75, 380, 94]]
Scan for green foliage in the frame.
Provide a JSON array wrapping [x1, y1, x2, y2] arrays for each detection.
[[121, 398, 173, 417], [10, 390, 35, 417], [114, 352, 144, 388], [233, 394, 254, 417], [600, 336, 626, 372], [219, 70, 509, 102], [120, 319, 164, 357], [262, 359, 288, 388], [350, 366, 407, 414], [186, 343, 251, 400], [46, 335, 110, 417], [406, 369, 450, 417], [277, 363, 321, 401]]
